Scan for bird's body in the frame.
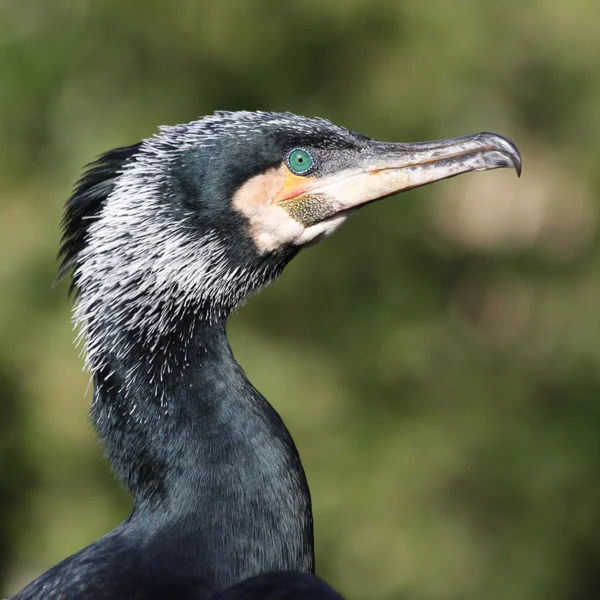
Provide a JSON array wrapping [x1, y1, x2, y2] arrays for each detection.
[[11, 111, 520, 600]]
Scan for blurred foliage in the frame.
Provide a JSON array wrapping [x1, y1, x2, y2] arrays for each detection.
[[1, 0, 600, 598]]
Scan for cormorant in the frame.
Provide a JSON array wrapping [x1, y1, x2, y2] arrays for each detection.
[[11, 111, 521, 600]]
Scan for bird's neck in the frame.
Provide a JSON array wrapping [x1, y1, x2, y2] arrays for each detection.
[[90, 313, 314, 586]]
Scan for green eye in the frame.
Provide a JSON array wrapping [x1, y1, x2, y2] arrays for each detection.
[[287, 148, 314, 175]]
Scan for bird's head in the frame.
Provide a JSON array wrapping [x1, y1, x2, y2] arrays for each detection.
[[60, 111, 520, 366]]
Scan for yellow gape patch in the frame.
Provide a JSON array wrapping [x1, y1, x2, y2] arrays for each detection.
[[232, 165, 334, 253]]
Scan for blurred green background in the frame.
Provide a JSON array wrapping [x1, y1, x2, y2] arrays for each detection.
[[1, 1, 599, 598]]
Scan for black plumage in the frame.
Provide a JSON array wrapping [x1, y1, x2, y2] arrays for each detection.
[[11, 111, 520, 600], [57, 143, 142, 289]]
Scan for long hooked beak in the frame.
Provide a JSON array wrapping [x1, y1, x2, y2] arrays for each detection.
[[277, 132, 521, 224]]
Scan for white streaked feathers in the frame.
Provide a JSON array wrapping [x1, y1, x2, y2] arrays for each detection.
[[72, 111, 352, 413]]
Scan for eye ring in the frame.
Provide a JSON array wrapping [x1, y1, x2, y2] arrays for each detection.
[[287, 148, 316, 175]]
